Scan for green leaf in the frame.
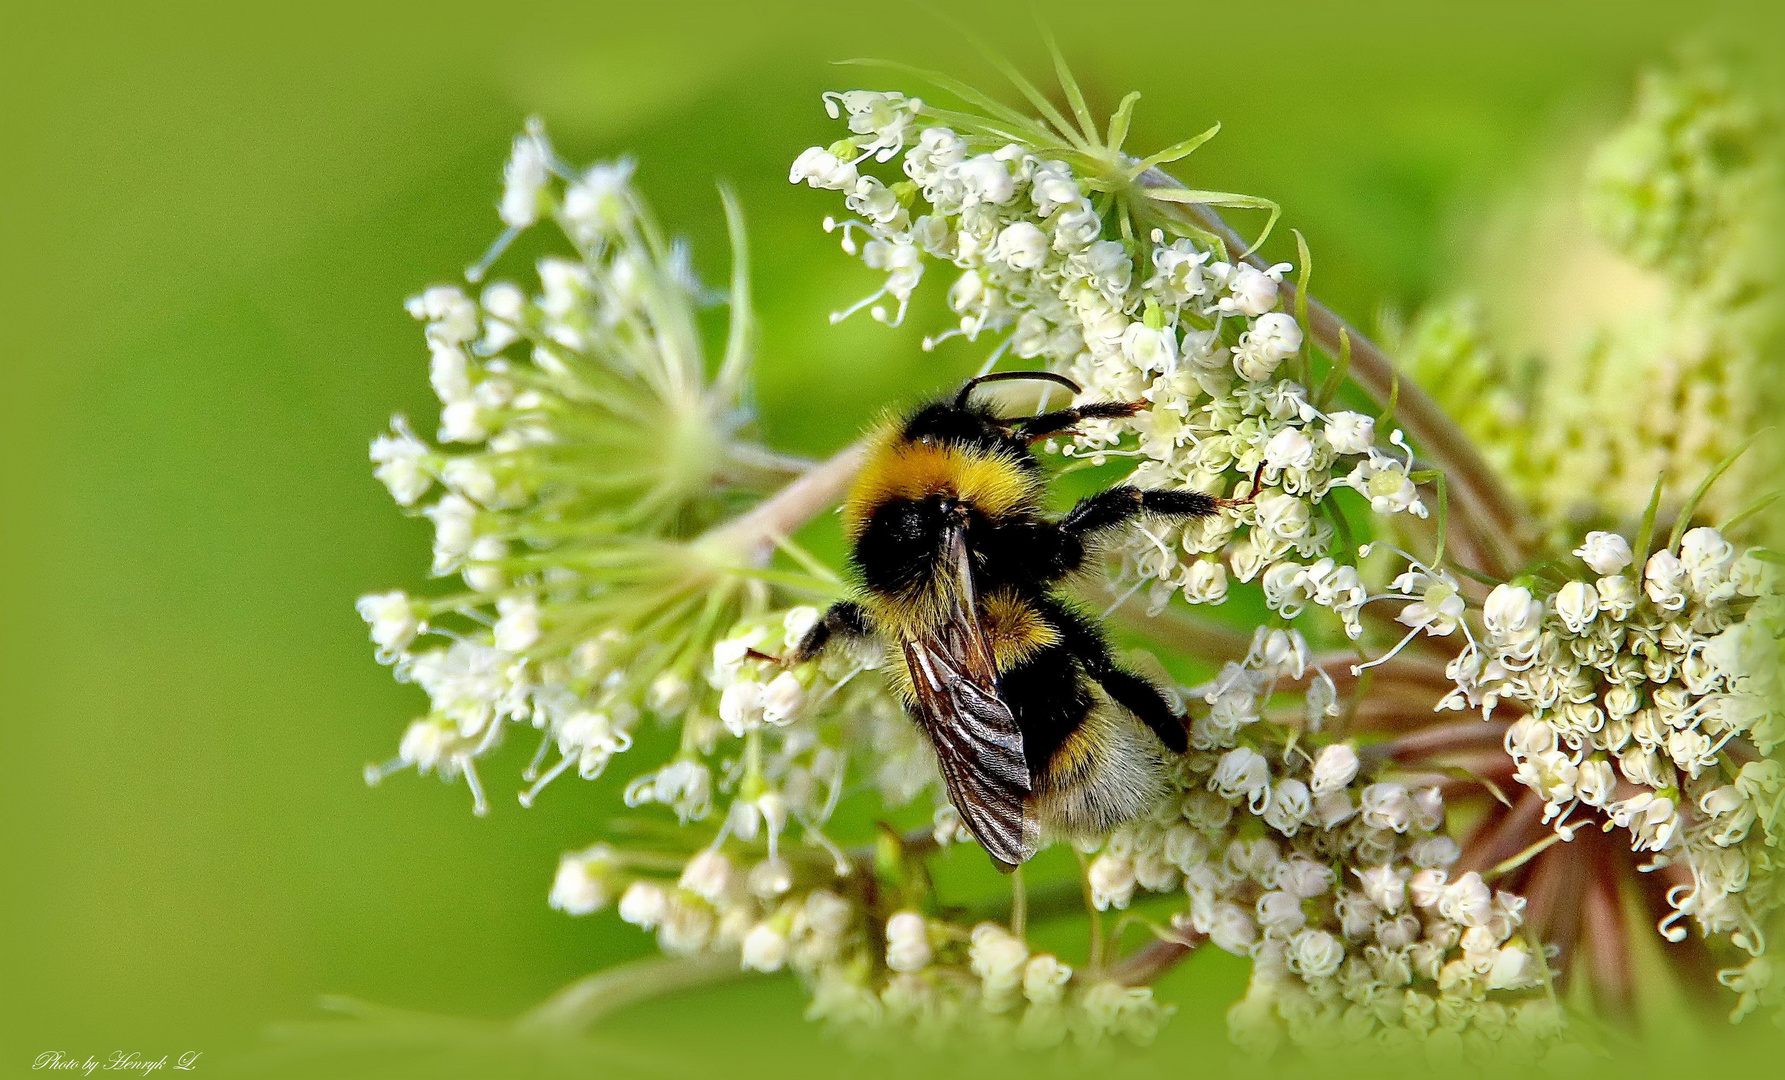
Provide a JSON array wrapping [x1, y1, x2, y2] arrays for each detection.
[[1634, 472, 1667, 561], [1669, 429, 1768, 551], [1106, 91, 1142, 155], [1141, 188, 1281, 255], [1133, 123, 1221, 174], [1721, 489, 1783, 535], [957, 34, 1087, 150], [1043, 31, 1100, 148], [714, 184, 753, 401], [1292, 229, 1312, 386], [1317, 325, 1352, 411]]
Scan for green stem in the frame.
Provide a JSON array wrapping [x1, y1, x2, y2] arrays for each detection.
[[513, 953, 747, 1035]]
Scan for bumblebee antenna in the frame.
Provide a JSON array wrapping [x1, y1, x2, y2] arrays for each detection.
[[954, 370, 1082, 409]]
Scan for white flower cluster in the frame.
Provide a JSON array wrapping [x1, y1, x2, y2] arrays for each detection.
[[1441, 527, 1784, 1015], [1068, 629, 1557, 1057], [359, 124, 849, 817], [794, 91, 1429, 610]]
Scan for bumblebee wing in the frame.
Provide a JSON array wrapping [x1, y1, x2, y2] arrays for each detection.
[[900, 524, 1038, 868]]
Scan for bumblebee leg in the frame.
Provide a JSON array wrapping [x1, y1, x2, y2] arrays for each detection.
[[1094, 667, 1189, 754], [789, 600, 873, 663], [1016, 400, 1144, 441], [1060, 485, 1219, 540], [1047, 600, 1188, 754]]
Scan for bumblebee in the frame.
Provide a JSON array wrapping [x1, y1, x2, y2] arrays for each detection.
[[789, 371, 1238, 868]]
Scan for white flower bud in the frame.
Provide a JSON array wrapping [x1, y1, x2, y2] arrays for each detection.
[[493, 596, 542, 653], [782, 606, 820, 651], [1181, 558, 1229, 605], [1262, 778, 1312, 835], [1310, 743, 1360, 796], [678, 849, 732, 905], [1255, 889, 1307, 934], [549, 846, 615, 916], [1553, 580, 1599, 634], [1211, 747, 1272, 810], [885, 911, 932, 972], [1274, 857, 1334, 899], [1574, 532, 1633, 576], [1356, 864, 1407, 914], [760, 671, 806, 725], [1645, 549, 1688, 610], [1286, 929, 1344, 979], [718, 680, 765, 735], [1323, 411, 1376, 455], [1023, 954, 1072, 1004], [1437, 871, 1493, 927], [742, 922, 789, 972], [1208, 903, 1258, 955], [1088, 852, 1137, 911], [618, 880, 668, 929], [969, 923, 1030, 1003], [994, 221, 1049, 269], [357, 590, 421, 657]]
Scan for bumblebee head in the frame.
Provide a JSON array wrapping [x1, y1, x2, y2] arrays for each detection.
[[899, 371, 1083, 457]]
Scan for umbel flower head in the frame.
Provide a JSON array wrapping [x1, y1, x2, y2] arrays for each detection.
[[360, 121, 847, 815], [352, 48, 1781, 1067]]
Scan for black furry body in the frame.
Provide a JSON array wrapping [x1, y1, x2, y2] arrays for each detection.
[[792, 378, 1223, 865]]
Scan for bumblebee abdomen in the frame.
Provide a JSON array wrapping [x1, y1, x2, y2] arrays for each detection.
[[1033, 701, 1170, 838]]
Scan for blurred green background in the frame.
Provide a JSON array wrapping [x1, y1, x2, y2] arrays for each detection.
[[2, 1, 1778, 1076]]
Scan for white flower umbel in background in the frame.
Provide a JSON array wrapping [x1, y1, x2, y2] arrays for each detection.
[[1440, 521, 1784, 1021], [358, 123, 872, 834]]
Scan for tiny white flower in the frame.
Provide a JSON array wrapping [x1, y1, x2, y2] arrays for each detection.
[[1088, 852, 1137, 911], [1233, 312, 1302, 381], [718, 680, 766, 736], [549, 845, 615, 916], [499, 125, 552, 229], [1644, 549, 1689, 610], [1022, 954, 1072, 1005], [1286, 929, 1344, 979], [1263, 427, 1316, 474], [742, 922, 789, 972], [760, 671, 806, 725], [1323, 411, 1376, 456], [1181, 558, 1229, 605], [1574, 531, 1634, 576], [1359, 782, 1414, 833], [1310, 743, 1360, 797], [406, 285, 480, 347], [782, 606, 820, 651], [994, 221, 1049, 269], [885, 911, 932, 972], [370, 419, 434, 505], [1219, 262, 1288, 317], [1553, 580, 1600, 635], [357, 591, 421, 658], [562, 159, 636, 242], [618, 880, 668, 929], [493, 596, 542, 653]]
